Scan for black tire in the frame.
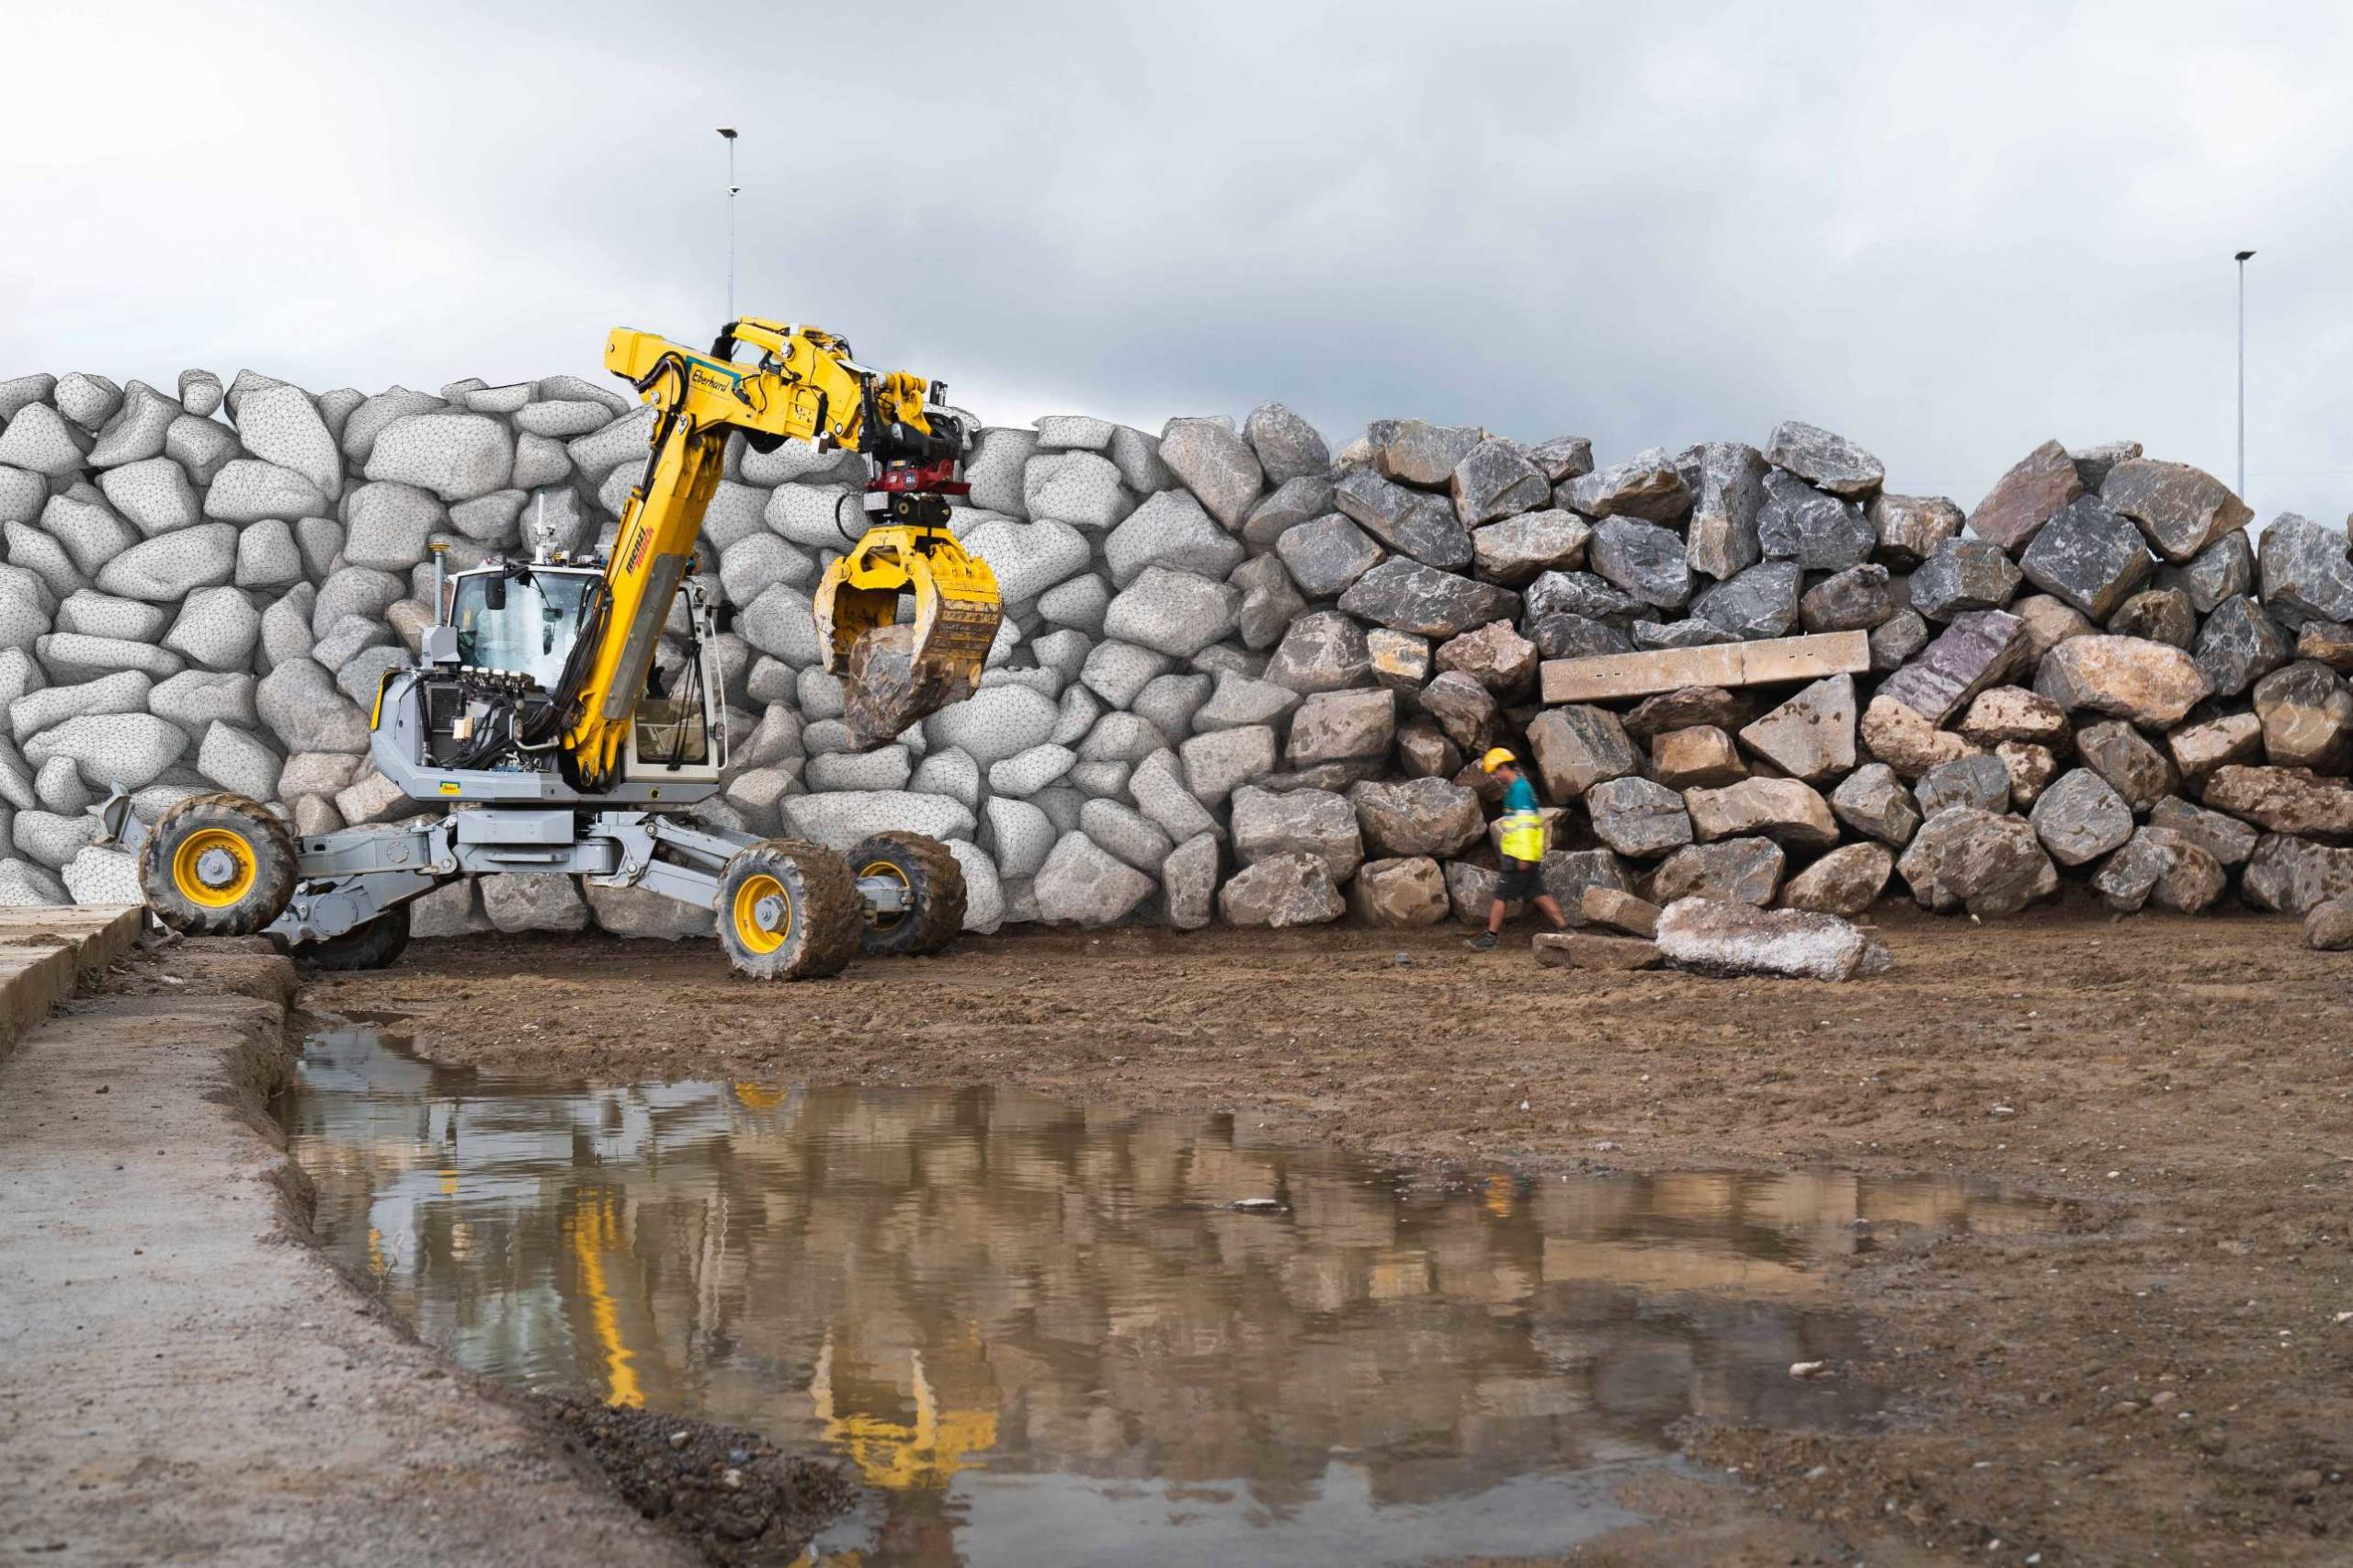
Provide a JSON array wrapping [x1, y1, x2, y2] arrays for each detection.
[[847, 830, 966, 957], [293, 903, 413, 971], [138, 791, 299, 937], [714, 838, 862, 981]]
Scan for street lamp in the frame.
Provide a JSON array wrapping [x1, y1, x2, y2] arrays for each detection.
[[719, 129, 741, 324], [2235, 249, 2255, 498]]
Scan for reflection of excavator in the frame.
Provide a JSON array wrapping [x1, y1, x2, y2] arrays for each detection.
[[119, 319, 1002, 981]]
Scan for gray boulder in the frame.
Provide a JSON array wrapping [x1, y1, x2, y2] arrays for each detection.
[[2257, 514, 2353, 628], [1159, 417, 1264, 529], [1756, 470, 1874, 571], [1230, 556, 1307, 651], [2100, 458, 2250, 562], [1337, 559, 1518, 639], [1374, 420, 1483, 487], [1564, 448, 1690, 522], [1915, 753, 2012, 817], [1240, 475, 1337, 551], [1895, 807, 2059, 916], [1033, 830, 1155, 926], [1909, 539, 2024, 621], [1585, 776, 1693, 858], [2018, 494, 2154, 620], [1348, 777, 1483, 858], [1102, 567, 1241, 658], [2028, 767, 2133, 866], [1102, 492, 1242, 587], [256, 658, 371, 754], [1470, 509, 1590, 586], [1649, 837, 1784, 906], [1691, 560, 1802, 640], [1587, 517, 1692, 609], [1242, 403, 1328, 486], [1218, 852, 1345, 927], [1333, 468, 1472, 569], [1159, 831, 1221, 930], [23, 712, 188, 790], [1230, 785, 1362, 881], [1449, 437, 1550, 527], [1829, 762, 1922, 846], [1525, 704, 1639, 799], [1179, 725, 1277, 806], [1799, 563, 1902, 632], [1779, 843, 1895, 917], [1684, 441, 1768, 580], [1656, 897, 1885, 981], [2193, 595, 2293, 699], [1276, 513, 1386, 598]]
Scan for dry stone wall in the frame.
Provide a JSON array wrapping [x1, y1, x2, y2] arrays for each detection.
[[3, 364, 2351, 940]]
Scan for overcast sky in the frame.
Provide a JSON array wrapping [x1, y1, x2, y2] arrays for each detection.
[[4, 0, 2347, 522]]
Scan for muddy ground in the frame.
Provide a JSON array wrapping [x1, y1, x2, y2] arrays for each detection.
[[304, 897, 2353, 1567]]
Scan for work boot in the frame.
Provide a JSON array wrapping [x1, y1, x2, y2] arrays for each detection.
[[1469, 930, 1499, 951]]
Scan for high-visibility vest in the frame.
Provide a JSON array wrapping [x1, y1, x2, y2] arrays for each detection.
[[1499, 806, 1545, 863]]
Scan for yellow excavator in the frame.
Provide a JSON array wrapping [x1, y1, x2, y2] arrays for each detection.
[[118, 318, 1003, 980]]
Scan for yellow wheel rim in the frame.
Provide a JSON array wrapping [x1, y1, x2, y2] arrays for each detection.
[[170, 827, 257, 909], [732, 872, 793, 955], [860, 858, 911, 930]]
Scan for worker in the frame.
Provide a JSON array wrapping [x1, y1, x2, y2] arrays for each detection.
[[1471, 746, 1569, 950]]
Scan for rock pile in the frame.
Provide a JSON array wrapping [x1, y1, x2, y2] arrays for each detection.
[[1, 366, 2348, 938]]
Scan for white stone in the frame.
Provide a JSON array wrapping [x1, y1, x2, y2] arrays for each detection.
[[1033, 831, 1154, 926], [944, 838, 1005, 933], [1102, 567, 1243, 658], [365, 413, 515, 501], [40, 488, 139, 577], [0, 857, 67, 905], [343, 481, 446, 570], [10, 671, 152, 744], [1081, 798, 1174, 873], [24, 712, 188, 790], [96, 456, 200, 536], [162, 586, 262, 671], [1180, 724, 1277, 806], [983, 795, 1056, 878], [922, 684, 1058, 769], [0, 403, 92, 476], [739, 584, 824, 666], [203, 458, 330, 524], [1038, 574, 1111, 635], [1024, 451, 1133, 530], [1079, 639, 1173, 709], [256, 658, 371, 754], [34, 756, 93, 814], [5, 520, 85, 600], [56, 592, 165, 642], [908, 746, 982, 810], [196, 722, 282, 800], [62, 845, 141, 905], [53, 373, 123, 431], [95, 524, 238, 602], [14, 812, 97, 871], [164, 415, 239, 485], [35, 633, 183, 684], [1130, 747, 1221, 842], [805, 745, 914, 792], [781, 789, 976, 851], [987, 743, 1078, 798], [231, 376, 341, 495], [1102, 492, 1245, 588], [234, 518, 304, 587], [960, 516, 1092, 608], [765, 483, 860, 550]]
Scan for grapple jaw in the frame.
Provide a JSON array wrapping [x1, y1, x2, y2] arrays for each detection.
[[813, 526, 1002, 750]]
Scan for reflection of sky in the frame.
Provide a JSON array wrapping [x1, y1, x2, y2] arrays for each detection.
[[282, 1029, 2048, 1568]]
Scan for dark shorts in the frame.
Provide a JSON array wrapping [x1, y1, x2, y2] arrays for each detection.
[[1495, 858, 1542, 901]]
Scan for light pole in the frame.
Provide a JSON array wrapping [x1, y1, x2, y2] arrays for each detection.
[[2235, 248, 2255, 498], [719, 128, 740, 324]]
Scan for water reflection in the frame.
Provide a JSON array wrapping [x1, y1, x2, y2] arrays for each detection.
[[280, 1028, 2047, 1567]]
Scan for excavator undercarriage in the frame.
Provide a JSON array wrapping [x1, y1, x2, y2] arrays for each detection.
[[117, 318, 1001, 979]]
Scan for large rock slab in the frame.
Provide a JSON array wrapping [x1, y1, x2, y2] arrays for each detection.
[[1337, 558, 1519, 638], [1656, 897, 1885, 981], [1878, 609, 2029, 726], [1685, 778, 1838, 849], [2018, 494, 2154, 620], [1525, 704, 1639, 800], [1471, 509, 1589, 586], [1895, 808, 2058, 916], [1563, 448, 1690, 523], [1219, 852, 1345, 927], [780, 790, 975, 851], [1230, 785, 1362, 881], [2100, 458, 2250, 562], [1159, 417, 1264, 530], [2028, 767, 2133, 866], [2033, 634, 2210, 727], [1737, 674, 1856, 784], [1539, 630, 1869, 704], [1033, 831, 1155, 926], [1969, 438, 2084, 551], [1648, 837, 1784, 907], [2201, 766, 2353, 841], [1355, 847, 1439, 923], [1584, 776, 1693, 858]]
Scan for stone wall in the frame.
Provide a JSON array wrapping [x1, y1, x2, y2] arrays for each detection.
[[1, 366, 2349, 940]]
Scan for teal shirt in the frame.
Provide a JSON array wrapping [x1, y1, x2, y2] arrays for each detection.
[[1502, 775, 1539, 815]]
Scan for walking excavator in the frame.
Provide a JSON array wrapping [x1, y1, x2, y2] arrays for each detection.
[[120, 318, 1004, 980]]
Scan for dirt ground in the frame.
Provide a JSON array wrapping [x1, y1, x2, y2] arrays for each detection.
[[304, 896, 2353, 1568]]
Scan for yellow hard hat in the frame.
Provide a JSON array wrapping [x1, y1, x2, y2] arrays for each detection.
[[1480, 747, 1518, 774]]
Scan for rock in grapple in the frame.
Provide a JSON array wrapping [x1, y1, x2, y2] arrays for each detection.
[[0, 369, 2336, 941]]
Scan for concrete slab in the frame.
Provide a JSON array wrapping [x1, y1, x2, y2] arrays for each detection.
[[0, 906, 142, 1061], [1539, 631, 1870, 704]]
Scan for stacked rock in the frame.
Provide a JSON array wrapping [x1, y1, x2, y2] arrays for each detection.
[[1, 365, 2348, 938]]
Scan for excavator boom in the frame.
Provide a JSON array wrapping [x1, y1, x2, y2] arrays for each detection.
[[566, 320, 1001, 783]]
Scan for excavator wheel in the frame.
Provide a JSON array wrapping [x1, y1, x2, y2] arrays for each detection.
[[292, 903, 413, 972], [848, 830, 966, 958], [139, 791, 300, 937], [715, 838, 863, 981]]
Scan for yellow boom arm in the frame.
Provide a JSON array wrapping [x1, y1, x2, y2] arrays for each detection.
[[564, 319, 1000, 784]]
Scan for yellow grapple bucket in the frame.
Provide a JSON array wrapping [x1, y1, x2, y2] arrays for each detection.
[[813, 527, 1003, 750]]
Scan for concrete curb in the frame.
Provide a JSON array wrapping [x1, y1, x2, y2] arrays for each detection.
[[0, 904, 141, 1061]]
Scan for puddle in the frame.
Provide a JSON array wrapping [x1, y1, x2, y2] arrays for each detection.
[[278, 1027, 2050, 1567]]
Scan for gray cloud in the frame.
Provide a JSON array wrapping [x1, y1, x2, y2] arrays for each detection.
[[4, 0, 2348, 521]]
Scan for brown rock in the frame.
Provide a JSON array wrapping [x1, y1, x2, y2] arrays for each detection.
[[2253, 660, 2353, 774], [1366, 628, 1431, 691], [1652, 724, 1747, 790], [2241, 833, 2353, 914], [2107, 586, 2197, 649], [2201, 766, 2353, 842], [2296, 619, 2353, 674], [1956, 685, 2071, 748], [2075, 720, 2178, 812], [1417, 670, 1501, 755], [2091, 826, 2225, 915], [1348, 777, 1485, 858], [1350, 856, 1451, 926], [1779, 842, 1894, 915], [1623, 685, 1752, 738], [1395, 714, 1463, 779], [2305, 894, 2353, 951], [1869, 492, 1965, 567], [1737, 674, 1857, 785], [2147, 796, 2259, 866], [2012, 593, 2097, 664], [1684, 778, 1839, 849], [1525, 703, 1640, 800], [1860, 694, 1984, 781], [1969, 438, 2085, 552], [2166, 711, 2263, 785], [2034, 635, 2211, 728], [2100, 457, 2252, 562], [1435, 619, 1538, 697], [1579, 884, 1661, 937], [1531, 931, 1664, 971], [1996, 741, 2061, 808]]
